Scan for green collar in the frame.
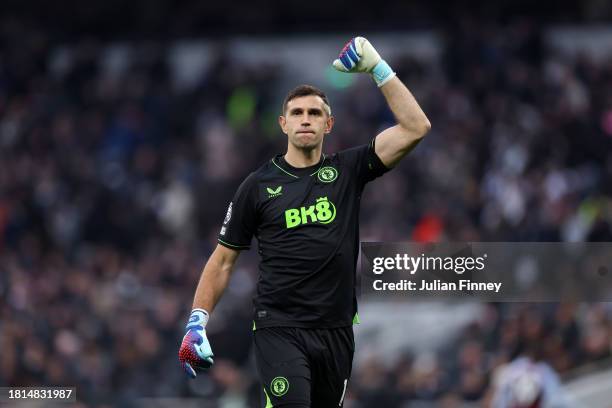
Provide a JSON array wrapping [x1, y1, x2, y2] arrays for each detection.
[[272, 154, 326, 178]]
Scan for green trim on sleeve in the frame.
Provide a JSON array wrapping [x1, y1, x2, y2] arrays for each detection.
[[218, 239, 250, 250], [353, 312, 361, 325]]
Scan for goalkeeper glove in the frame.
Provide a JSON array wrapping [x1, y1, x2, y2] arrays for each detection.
[[178, 309, 214, 378], [332, 36, 396, 87]]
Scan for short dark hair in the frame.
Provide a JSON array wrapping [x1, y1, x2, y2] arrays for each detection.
[[282, 84, 331, 116]]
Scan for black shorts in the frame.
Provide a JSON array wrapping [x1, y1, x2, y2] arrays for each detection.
[[253, 326, 355, 407]]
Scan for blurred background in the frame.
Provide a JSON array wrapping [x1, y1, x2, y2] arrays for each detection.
[[2, 0, 612, 407]]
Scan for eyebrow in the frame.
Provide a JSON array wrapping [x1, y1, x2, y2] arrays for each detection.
[[289, 107, 324, 115]]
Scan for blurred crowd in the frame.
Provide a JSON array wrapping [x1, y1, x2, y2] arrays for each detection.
[[349, 302, 612, 407], [2, 16, 612, 407]]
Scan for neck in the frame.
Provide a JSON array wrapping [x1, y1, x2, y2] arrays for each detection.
[[284, 144, 322, 168]]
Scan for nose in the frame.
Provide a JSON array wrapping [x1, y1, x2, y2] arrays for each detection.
[[301, 113, 311, 126]]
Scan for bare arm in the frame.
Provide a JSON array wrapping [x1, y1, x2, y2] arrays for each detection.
[[374, 76, 431, 168], [192, 244, 241, 313]]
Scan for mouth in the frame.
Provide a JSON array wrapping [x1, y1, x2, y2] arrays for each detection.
[[296, 130, 315, 135]]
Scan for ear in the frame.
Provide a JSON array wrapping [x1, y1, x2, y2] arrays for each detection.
[[324, 115, 334, 134], [278, 115, 288, 134]]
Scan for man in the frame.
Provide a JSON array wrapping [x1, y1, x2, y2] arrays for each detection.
[[179, 36, 431, 407]]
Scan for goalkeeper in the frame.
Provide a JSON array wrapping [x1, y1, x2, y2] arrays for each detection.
[[179, 36, 431, 407]]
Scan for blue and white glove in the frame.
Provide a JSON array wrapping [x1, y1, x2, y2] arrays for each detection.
[[178, 309, 214, 378], [332, 36, 396, 87]]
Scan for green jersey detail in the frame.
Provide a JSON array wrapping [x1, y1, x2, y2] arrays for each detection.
[[271, 155, 327, 179], [284, 196, 336, 228], [253, 321, 256, 331], [272, 160, 299, 178], [266, 186, 283, 198], [263, 388, 273, 407], [270, 377, 289, 397], [317, 166, 338, 183], [353, 312, 361, 324]]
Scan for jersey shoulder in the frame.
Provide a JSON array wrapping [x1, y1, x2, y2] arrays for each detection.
[[327, 140, 390, 184], [241, 157, 278, 185], [237, 156, 289, 201], [326, 142, 371, 172], [328, 140, 372, 162]]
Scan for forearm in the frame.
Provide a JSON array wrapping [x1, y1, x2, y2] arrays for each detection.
[[380, 76, 431, 137], [192, 250, 235, 313], [181, 249, 233, 377]]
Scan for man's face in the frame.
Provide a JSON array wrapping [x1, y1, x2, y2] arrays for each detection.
[[279, 95, 334, 151]]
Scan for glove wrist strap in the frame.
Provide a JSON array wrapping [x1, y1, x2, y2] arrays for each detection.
[[372, 60, 396, 87], [187, 308, 210, 329]]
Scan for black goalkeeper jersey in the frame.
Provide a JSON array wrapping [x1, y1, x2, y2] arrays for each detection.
[[217, 139, 390, 329]]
